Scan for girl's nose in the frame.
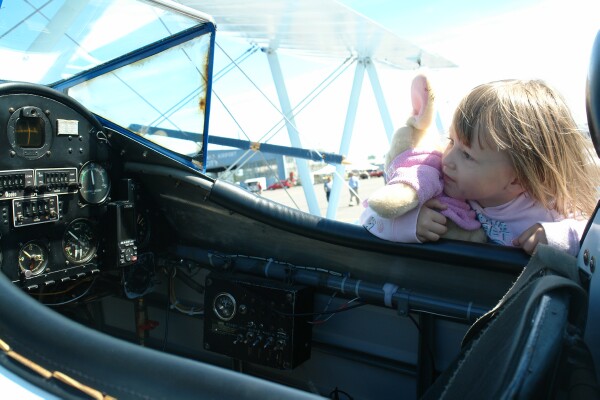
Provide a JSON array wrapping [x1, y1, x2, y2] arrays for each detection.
[[442, 148, 455, 169]]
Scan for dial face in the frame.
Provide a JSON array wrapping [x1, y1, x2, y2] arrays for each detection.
[[18, 241, 48, 276], [213, 292, 236, 321], [63, 218, 97, 264], [79, 162, 110, 204]]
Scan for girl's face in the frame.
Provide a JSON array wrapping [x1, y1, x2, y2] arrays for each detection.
[[442, 128, 523, 207]]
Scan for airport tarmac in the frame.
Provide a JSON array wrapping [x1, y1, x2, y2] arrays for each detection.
[[260, 176, 387, 223]]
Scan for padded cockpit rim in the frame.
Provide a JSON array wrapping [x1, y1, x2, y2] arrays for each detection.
[[209, 179, 529, 273]]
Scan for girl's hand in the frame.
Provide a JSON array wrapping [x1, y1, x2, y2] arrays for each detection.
[[417, 199, 448, 242], [513, 223, 548, 255]]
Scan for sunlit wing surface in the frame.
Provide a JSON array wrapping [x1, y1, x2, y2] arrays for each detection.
[[177, 0, 455, 69]]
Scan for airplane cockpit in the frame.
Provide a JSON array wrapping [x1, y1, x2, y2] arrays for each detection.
[[0, 1, 598, 399]]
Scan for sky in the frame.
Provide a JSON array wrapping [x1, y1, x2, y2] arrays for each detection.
[[209, 0, 600, 163]]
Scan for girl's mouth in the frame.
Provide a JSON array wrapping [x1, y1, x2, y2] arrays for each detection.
[[443, 174, 455, 184]]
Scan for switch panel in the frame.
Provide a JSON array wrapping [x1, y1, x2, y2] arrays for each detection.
[[204, 272, 313, 369]]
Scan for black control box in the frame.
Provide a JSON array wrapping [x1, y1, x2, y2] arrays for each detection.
[[106, 201, 137, 267], [204, 272, 313, 369]]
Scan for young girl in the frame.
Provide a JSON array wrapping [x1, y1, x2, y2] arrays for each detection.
[[416, 79, 598, 256]]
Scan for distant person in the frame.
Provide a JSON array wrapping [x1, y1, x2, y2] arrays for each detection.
[[324, 176, 332, 202], [348, 173, 359, 206]]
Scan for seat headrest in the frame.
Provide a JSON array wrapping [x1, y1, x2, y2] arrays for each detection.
[[587, 31, 600, 157]]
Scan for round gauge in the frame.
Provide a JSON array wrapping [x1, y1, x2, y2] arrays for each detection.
[[79, 162, 110, 204], [213, 292, 237, 321], [18, 241, 49, 276], [62, 218, 98, 264]]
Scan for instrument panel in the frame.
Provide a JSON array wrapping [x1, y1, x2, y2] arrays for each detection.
[[0, 84, 116, 289]]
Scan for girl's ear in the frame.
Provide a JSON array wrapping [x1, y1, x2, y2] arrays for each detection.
[[508, 176, 525, 195]]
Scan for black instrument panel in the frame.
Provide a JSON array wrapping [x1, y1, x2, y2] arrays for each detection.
[[0, 83, 115, 289]]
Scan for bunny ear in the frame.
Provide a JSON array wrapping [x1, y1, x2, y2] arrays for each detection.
[[409, 74, 435, 130]]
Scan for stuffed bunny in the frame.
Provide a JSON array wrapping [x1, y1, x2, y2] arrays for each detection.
[[360, 74, 486, 243]]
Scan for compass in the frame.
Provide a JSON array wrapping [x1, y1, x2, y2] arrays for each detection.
[[79, 162, 110, 204]]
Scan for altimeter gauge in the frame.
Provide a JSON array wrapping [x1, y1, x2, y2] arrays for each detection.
[[63, 218, 97, 264], [79, 162, 110, 204], [18, 241, 49, 276]]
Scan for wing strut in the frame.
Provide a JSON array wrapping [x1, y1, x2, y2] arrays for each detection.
[[327, 59, 365, 219], [265, 48, 321, 216]]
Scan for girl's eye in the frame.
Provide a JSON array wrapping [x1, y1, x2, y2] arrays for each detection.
[[463, 151, 473, 160], [446, 137, 454, 146]]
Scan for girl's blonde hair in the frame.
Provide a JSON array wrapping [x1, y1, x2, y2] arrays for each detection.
[[452, 79, 599, 216]]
